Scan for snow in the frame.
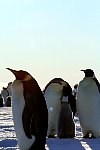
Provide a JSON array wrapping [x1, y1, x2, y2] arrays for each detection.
[[0, 107, 100, 150]]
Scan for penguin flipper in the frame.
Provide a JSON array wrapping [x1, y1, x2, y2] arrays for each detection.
[[93, 78, 100, 93], [31, 112, 41, 136], [22, 105, 33, 139]]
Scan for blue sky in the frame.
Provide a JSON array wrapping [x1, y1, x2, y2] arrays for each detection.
[[0, 0, 100, 88]]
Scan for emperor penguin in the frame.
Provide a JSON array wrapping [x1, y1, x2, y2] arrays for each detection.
[[57, 85, 75, 139], [77, 69, 100, 138], [6, 68, 48, 150], [43, 78, 68, 137]]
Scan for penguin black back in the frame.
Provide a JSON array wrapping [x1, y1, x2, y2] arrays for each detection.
[[22, 78, 48, 137]]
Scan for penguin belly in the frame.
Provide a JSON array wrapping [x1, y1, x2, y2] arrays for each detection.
[[12, 91, 35, 150], [77, 78, 100, 137], [44, 85, 62, 137]]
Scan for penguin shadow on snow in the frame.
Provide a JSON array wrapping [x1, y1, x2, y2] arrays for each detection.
[[79, 138, 100, 150], [0, 138, 18, 148]]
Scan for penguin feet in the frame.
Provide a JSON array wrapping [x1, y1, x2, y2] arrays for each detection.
[[48, 135, 56, 138], [58, 136, 68, 139], [29, 139, 46, 150], [68, 135, 75, 138], [83, 133, 96, 139], [89, 134, 96, 139], [29, 144, 46, 150], [83, 133, 89, 138], [58, 134, 75, 139]]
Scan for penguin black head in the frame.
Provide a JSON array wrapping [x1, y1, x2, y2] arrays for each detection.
[[6, 68, 32, 81], [81, 69, 94, 77], [62, 83, 72, 96]]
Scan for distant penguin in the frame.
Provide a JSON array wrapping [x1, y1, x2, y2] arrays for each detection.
[[0, 94, 3, 107], [43, 78, 68, 137], [77, 69, 100, 138], [57, 85, 75, 139], [7, 68, 48, 150], [1, 87, 9, 106], [5, 96, 11, 107]]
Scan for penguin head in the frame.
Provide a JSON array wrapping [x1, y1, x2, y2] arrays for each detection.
[[43, 78, 65, 93], [81, 69, 94, 77], [62, 83, 72, 96], [6, 68, 32, 81]]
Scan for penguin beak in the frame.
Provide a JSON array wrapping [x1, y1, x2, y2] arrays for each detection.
[[81, 69, 86, 72], [6, 68, 18, 77]]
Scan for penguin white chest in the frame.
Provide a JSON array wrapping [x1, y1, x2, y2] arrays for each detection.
[[77, 78, 100, 137], [11, 80, 35, 150]]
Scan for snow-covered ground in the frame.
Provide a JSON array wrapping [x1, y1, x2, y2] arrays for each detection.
[[0, 107, 100, 150]]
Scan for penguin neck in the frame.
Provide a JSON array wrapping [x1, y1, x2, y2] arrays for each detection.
[[85, 74, 95, 78], [23, 74, 32, 81], [22, 78, 41, 94]]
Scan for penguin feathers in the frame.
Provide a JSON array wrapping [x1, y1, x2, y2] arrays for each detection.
[[7, 68, 48, 150], [77, 69, 100, 138]]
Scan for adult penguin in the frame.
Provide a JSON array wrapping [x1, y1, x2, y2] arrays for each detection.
[[6, 68, 48, 150], [77, 69, 100, 138], [43, 78, 67, 137]]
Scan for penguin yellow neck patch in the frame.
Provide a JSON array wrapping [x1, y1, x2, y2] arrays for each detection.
[[23, 75, 32, 81]]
